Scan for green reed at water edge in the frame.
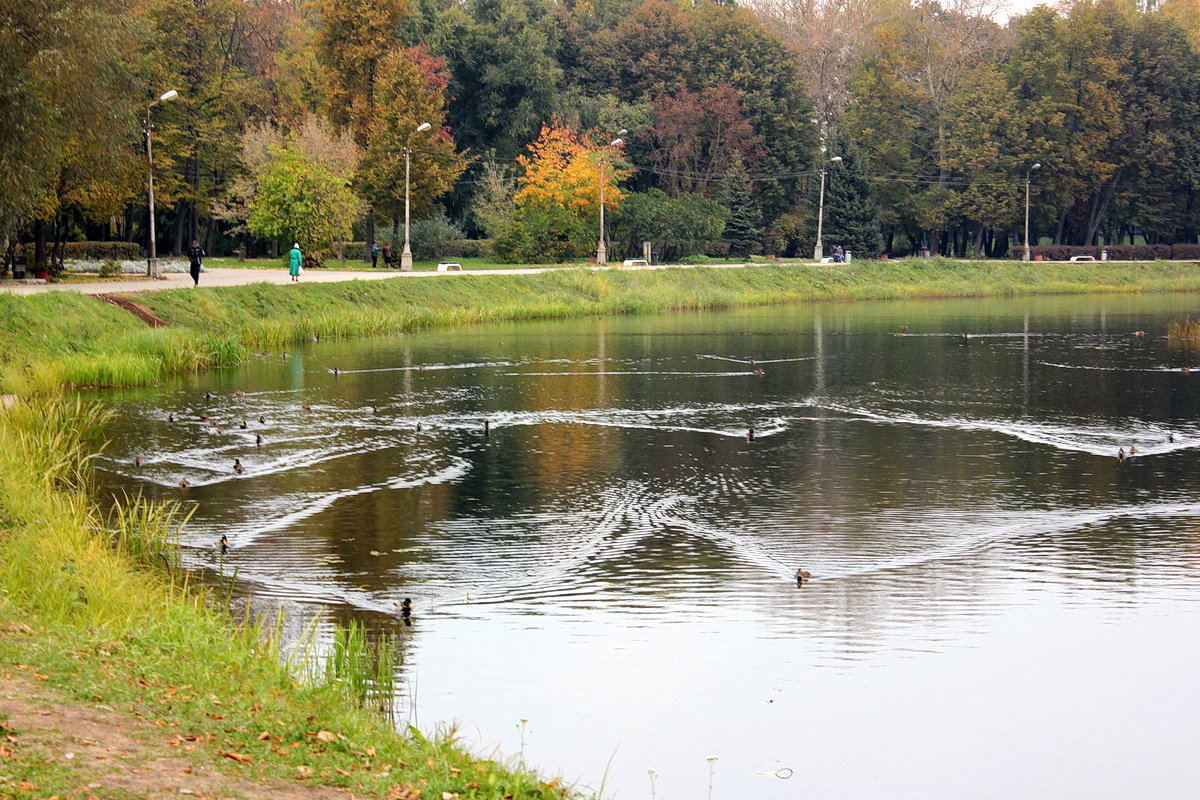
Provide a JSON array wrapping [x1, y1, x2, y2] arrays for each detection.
[[8, 260, 1200, 394], [1166, 317, 1200, 341], [0, 398, 581, 798]]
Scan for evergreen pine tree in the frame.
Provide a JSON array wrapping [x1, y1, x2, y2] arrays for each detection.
[[823, 131, 882, 258], [720, 151, 763, 258]]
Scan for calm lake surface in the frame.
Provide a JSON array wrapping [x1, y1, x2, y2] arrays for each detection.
[[93, 292, 1200, 799]]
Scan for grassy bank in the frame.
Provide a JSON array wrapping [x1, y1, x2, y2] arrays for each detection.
[[5, 258, 1200, 395], [0, 399, 575, 799]]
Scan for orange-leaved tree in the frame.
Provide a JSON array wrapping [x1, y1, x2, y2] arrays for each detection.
[[514, 121, 631, 216]]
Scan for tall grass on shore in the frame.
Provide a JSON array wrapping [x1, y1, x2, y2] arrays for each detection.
[[8, 260, 1200, 394], [0, 399, 578, 798]]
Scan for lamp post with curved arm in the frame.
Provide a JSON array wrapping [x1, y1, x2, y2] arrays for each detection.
[[596, 129, 627, 267], [401, 122, 433, 271], [813, 155, 842, 262], [1023, 162, 1042, 262], [145, 89, 178, 278]]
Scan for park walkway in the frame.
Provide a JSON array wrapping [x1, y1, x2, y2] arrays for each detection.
[[0, 261, 774, 297]]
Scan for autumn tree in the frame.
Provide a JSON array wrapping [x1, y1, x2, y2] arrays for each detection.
[[496, 121, 630, 262], [0, 0, 141, 267], [356, 46, 467, 241], [247, 141, 360, 266], [642, 85, 761, 199]]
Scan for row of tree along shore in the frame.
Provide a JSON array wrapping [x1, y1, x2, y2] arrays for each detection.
[[5, 1, 1200, 276], [4, 259, 1200, 396]]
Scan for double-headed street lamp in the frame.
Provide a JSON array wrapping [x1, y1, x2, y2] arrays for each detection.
[[596, 129, 627, 267], [145, 88, 178, 278], [1023, 162, 1042, 262], [813, 155, 842, 261], [401, 121, 433, 271]]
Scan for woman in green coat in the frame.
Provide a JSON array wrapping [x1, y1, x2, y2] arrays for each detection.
[[288, 243, 303, 282]]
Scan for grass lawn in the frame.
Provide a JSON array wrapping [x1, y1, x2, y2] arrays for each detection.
[[206, 256, 575, 271]]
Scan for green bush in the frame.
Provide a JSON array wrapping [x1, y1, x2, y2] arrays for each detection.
[[410, 214, 466, 260], [458, 239, 493, 258], [494, 206, 592, 264], [98, 260, 122, 278], [22, 241, 144, 262]]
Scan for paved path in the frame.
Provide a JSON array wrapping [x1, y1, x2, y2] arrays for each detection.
[[0, 266, 564, 296], [0, 260, 802, 297]]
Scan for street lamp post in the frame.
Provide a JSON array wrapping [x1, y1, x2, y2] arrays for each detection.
[[596, 129, 627, 267], [145, 89, 178, 278], [813, 155, 842, 262], [1023, 162, 1042, 262], [401, 122, 433, 271]]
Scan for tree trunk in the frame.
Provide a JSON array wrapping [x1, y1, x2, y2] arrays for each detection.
[[1054, 209, 1068, 245], [1085, 174, 1120, 246], [33, 219, 47, 271]]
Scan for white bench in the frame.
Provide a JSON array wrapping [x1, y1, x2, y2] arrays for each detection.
[[436, 262, 462, 272], [622, 259, 649, 267], [1068, 255, 1096, 262]]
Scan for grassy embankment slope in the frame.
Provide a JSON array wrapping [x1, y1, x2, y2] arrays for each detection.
[[5, 258, 1200, 394], [1, 257, 1198, 797], [0, 400, 578, 799]]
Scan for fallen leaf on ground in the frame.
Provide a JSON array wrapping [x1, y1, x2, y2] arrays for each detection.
[[221, 752, 253, 764], [315, 730, 337, 743]]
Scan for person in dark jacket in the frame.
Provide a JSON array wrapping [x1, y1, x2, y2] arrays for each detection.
[[382, 241, 393, 268], [187, 239, 205, 286], [371, 241, 379, 268]]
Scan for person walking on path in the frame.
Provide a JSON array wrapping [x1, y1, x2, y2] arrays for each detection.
[[382, 241, 393, 268], [187, 239, 205, 286], [371, 241, 379, 268], [288, 242, 303, 282]]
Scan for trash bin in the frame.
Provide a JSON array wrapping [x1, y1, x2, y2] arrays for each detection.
[[844, 250, 852, 264], [1101, 249, 1108, 261], [651, 254, 659, 265], [11, 255, 26, 280]]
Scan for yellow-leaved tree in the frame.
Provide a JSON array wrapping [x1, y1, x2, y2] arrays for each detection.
[[496, 120, 631, 263], [514, 121, 630, 215]]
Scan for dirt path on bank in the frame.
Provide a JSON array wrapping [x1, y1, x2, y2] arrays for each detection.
[[0, 670, 368, 800]]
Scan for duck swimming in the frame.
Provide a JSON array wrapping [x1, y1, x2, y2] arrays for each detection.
[[233, 458, 245, 474], [796, 569, 813, 586], [219, 534, 228, 554], [179, 478, 191, 489]]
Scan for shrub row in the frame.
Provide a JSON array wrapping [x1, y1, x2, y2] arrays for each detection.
[[330, 239, 493, 260], [20, 241, 145, 262], [1007, 244, 1200, 261]]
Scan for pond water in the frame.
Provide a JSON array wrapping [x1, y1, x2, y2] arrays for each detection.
[[93, 293, 1200, 799]]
